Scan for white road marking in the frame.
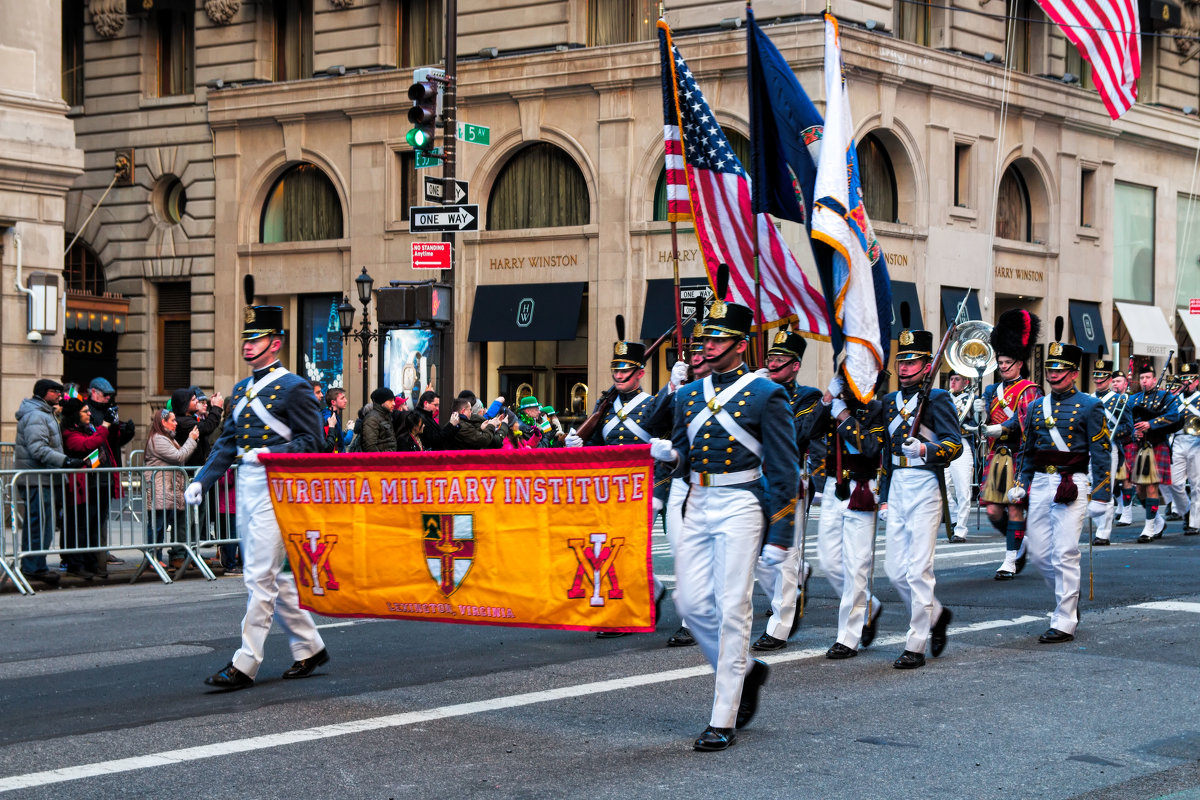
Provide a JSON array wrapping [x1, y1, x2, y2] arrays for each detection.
[[0, 613, 1045, 793], [314, 618, 386, 630], [1130, 601, 1200, 613]]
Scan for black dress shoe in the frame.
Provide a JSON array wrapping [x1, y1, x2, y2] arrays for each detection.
[[1166, 512, 1183, 521], [735, 659, 769, 729], [1038, 628, 1074, 644], [666, 626, 695, 647], [1015, 551, 1027, 575], [1185, 527, 1199, 536], [693, 725, 736, 751], [205, 663, 254, 690], [1115, 520, 1132, 527], [1137, 533, 1154, 543], [994, 569, 1015, 581], [949, 534, 967, 543], [893, 650, 925, 669], [65, 567, 95, 581], [930, 607, 952, 657], [1092, 537, 1110, 546], [596, 631, 630, 639], [751, 632, 786, 652], [860, 601, 882, 648], [282, 648, 329, 679], [825, 642, 857, 659], [22, 569, 60, 587]]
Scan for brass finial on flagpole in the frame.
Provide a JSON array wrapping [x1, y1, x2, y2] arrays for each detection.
[[658, 1, 665, 18], [826, 0, 832, 13]]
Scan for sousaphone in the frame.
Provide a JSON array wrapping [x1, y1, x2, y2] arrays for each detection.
[[945, 320, 997, 378]]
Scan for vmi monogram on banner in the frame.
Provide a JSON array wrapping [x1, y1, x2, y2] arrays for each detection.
[[260, 448, 656, 632]]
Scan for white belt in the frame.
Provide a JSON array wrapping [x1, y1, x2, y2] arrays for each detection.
[[689, 467, 763, 487], [891, 454, 927, 468]]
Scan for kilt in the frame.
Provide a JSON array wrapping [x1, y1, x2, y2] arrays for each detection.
[[1125, 440, 1171, 485], [981, 448, 1017, 504]]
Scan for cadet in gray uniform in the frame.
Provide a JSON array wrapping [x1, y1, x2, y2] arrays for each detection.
[[186, 299, 328, 690], [1011, 339, 1110, 643], [650, 297, 799, 751]]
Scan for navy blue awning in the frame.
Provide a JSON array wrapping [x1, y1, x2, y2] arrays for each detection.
[[1069, 300, 1107, 355], [889, 280, 922, 338], [467, 282, 586, 342], [941, 287, 984, 327]]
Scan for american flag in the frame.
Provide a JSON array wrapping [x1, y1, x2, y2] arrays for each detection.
[[658, 21, 830, 339], [1035, 0, 1140, 119]]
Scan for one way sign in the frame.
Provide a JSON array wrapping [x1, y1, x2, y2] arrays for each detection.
[[409, 204, 479, 232], [423, 176, 468, 205]]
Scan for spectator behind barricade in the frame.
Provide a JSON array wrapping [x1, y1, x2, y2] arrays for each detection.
[[86, 377, 135, 464], [323, 387, 352, 453], [60, 398, 116, 580], [394, 409, 427, 452], [506, 396, 549, 449], [215, 469, 241, 574], [172, 386, 224, 467], [362, 388, 398, 452], [414, 391, 446, 451], [14, 379, 76, 587], [310, 381, 324, 405], [542, 405, 566, 448], [145, 408, 199, 569], [443, 396, 508, 450]]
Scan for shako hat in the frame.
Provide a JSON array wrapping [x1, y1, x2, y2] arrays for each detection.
[[895, 302, 933, 361], [700, 265, 753, 340], [767, 328, 807, 362], [1178, 361, 1198, 377], [242, 275, 285, 341], [1092, 358, 1114, 378], [1045, 319, 1082, 371], [610, 314, 646, 370], [991, 308, 1040, 362]]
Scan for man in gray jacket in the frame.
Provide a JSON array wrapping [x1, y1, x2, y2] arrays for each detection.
[[14, 379, 84, 587], [442, 396, 508, 449]]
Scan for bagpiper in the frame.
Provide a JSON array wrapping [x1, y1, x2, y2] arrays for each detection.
[[649, 294, 799, 751], [1165, 361, 1199, 534], [1127, 360, 1182, 542], [946, 372, 978, 543], [751, 329, 822, 652], [1110, 371, 1137, 527], [879, 325, 962, 669], [975, 310, 1042, 579], [1010, 336, 1109, 643], [1090, 358, 1133, 545]]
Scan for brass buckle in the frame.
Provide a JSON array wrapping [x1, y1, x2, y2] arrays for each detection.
[[841, 469, 850, 481], [707, 398, 722, 413], [1045, 465, 1058, 475], [616, 409, 628, 421], [699, 473, 713, 487]]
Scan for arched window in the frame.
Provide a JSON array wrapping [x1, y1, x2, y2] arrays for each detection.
[[488, 143, 589, 230], [996, 165, 1032, 242], [64, 238, 105, 295], [857, 132, 898, 224], [260, 163, 344, 243], [653, 127, 750, 222]]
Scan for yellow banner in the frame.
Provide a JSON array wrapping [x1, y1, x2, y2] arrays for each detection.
[[260, 447, 656, 632]]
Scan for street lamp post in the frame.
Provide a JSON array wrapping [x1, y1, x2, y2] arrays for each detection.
[[338, 266, 380, 406]]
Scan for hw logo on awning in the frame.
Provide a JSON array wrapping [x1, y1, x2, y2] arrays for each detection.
[[516, 297, 535, 327], [423, 513, 475, 596], [567, 533, 625, 606]]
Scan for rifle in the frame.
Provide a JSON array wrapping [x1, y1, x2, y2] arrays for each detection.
[[573, 317, 693, 443], [908, 322, 958, 439]]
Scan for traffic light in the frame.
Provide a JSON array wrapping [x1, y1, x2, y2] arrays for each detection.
[[407, 68, 444, 152]]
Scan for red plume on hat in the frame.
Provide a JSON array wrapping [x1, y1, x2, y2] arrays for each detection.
[[991, 309, 1040, 362]]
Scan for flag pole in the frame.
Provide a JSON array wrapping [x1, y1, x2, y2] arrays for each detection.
[[661, 3, 684, 359], [747, 0, 764, 365]]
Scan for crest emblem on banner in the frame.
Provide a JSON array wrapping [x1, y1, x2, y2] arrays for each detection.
[[423, 513, 475, 596], [566, 533, 625, 606]]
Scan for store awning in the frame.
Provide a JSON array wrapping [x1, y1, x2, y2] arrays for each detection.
[[1068, 300, 1107, 356], [1114, 301, 1176, 358], [1180, 309, 1200, 351], [889, 280, 922, 338], [641, 277, 711, 340], [940, 287, 983, 327], [467, 282, 586, 342]]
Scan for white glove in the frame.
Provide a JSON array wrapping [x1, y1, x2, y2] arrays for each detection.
[[564, 428, 584, 448], [649, 437, 678, 463], [669, 360, 690, 389], [901, 437, 924, 459], [754, 367, 771, 378], [1087, 500, 1108, 518], [184, 482, 203, 506], [242, 446, 269, 465], [760, 545, 788, 567], [984, 424, 1004, 438], [827, 375, 843, 398], [973, 398, 985, 416], [831, 398, 848, 419], [1007, 486, 1027, 503], [877, 504, 888, 523]]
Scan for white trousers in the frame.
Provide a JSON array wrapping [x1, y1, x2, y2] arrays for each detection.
[[232, 463, 325, 678], [1025, 472, 1086, 635], [665, 478, 687, 552], [1095, 446, 1120, 540], [817, 477, 879, 649], [753, 489, 805, 640], [1166, 435, 1200, 526], [674, 485, 762, 729], [885, 469, 943, 653], [946, 446, 974, 537]]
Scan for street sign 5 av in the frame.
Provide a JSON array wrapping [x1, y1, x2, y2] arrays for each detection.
[[409, 204, 480, 232], [422, 176, 469, 205], [412, 241, 452, 270], [456, 122, 490, 146]]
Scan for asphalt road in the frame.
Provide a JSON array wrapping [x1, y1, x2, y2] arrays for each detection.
[[2, 507, 1200, 800]]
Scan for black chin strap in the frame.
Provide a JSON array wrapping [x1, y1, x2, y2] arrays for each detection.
[[243, 337, 273, 363], [703, 339, 738, 365]]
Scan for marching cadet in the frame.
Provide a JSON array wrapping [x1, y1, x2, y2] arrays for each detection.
[[566, 316, 672, 637], [816, 368, 886, 660], [185, 283, 328, 690], [751, 329, 822, 652], [1010, 337, 1109, 643], [1110, 371, 1138, 528], [1091, 358, 1133, 545], [974, 310, 1042, 579], [1127, 361, 1182, 542], [1165, 362, 1199, 534], [649, 294, 799, 751], [946, 373, 978, 543], [879, 325, 961, 669]]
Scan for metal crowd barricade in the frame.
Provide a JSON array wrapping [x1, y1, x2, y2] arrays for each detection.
[[187, 466, 239, 577], [2, 464, 200, 595]]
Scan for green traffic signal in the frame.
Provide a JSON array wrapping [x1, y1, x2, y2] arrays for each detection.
[[407, 79, 439, 153]]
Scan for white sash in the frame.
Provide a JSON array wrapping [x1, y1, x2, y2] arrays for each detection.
[[888, 392, 920, 438], [686, 372, 762, 457], [602, 392, 651, 442], [232, 367, 294, 442], [1041, 396, 1069, 452], [1180, 391, 1200, 420]]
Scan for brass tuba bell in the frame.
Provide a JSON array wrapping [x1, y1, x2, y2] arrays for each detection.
[[944, 320, 997, 378]]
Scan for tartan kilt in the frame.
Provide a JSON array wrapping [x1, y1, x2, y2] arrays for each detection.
[[1124, 441, 1171, 485]]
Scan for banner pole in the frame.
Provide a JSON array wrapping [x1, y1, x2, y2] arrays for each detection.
[[670, 221, 684, 357]]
